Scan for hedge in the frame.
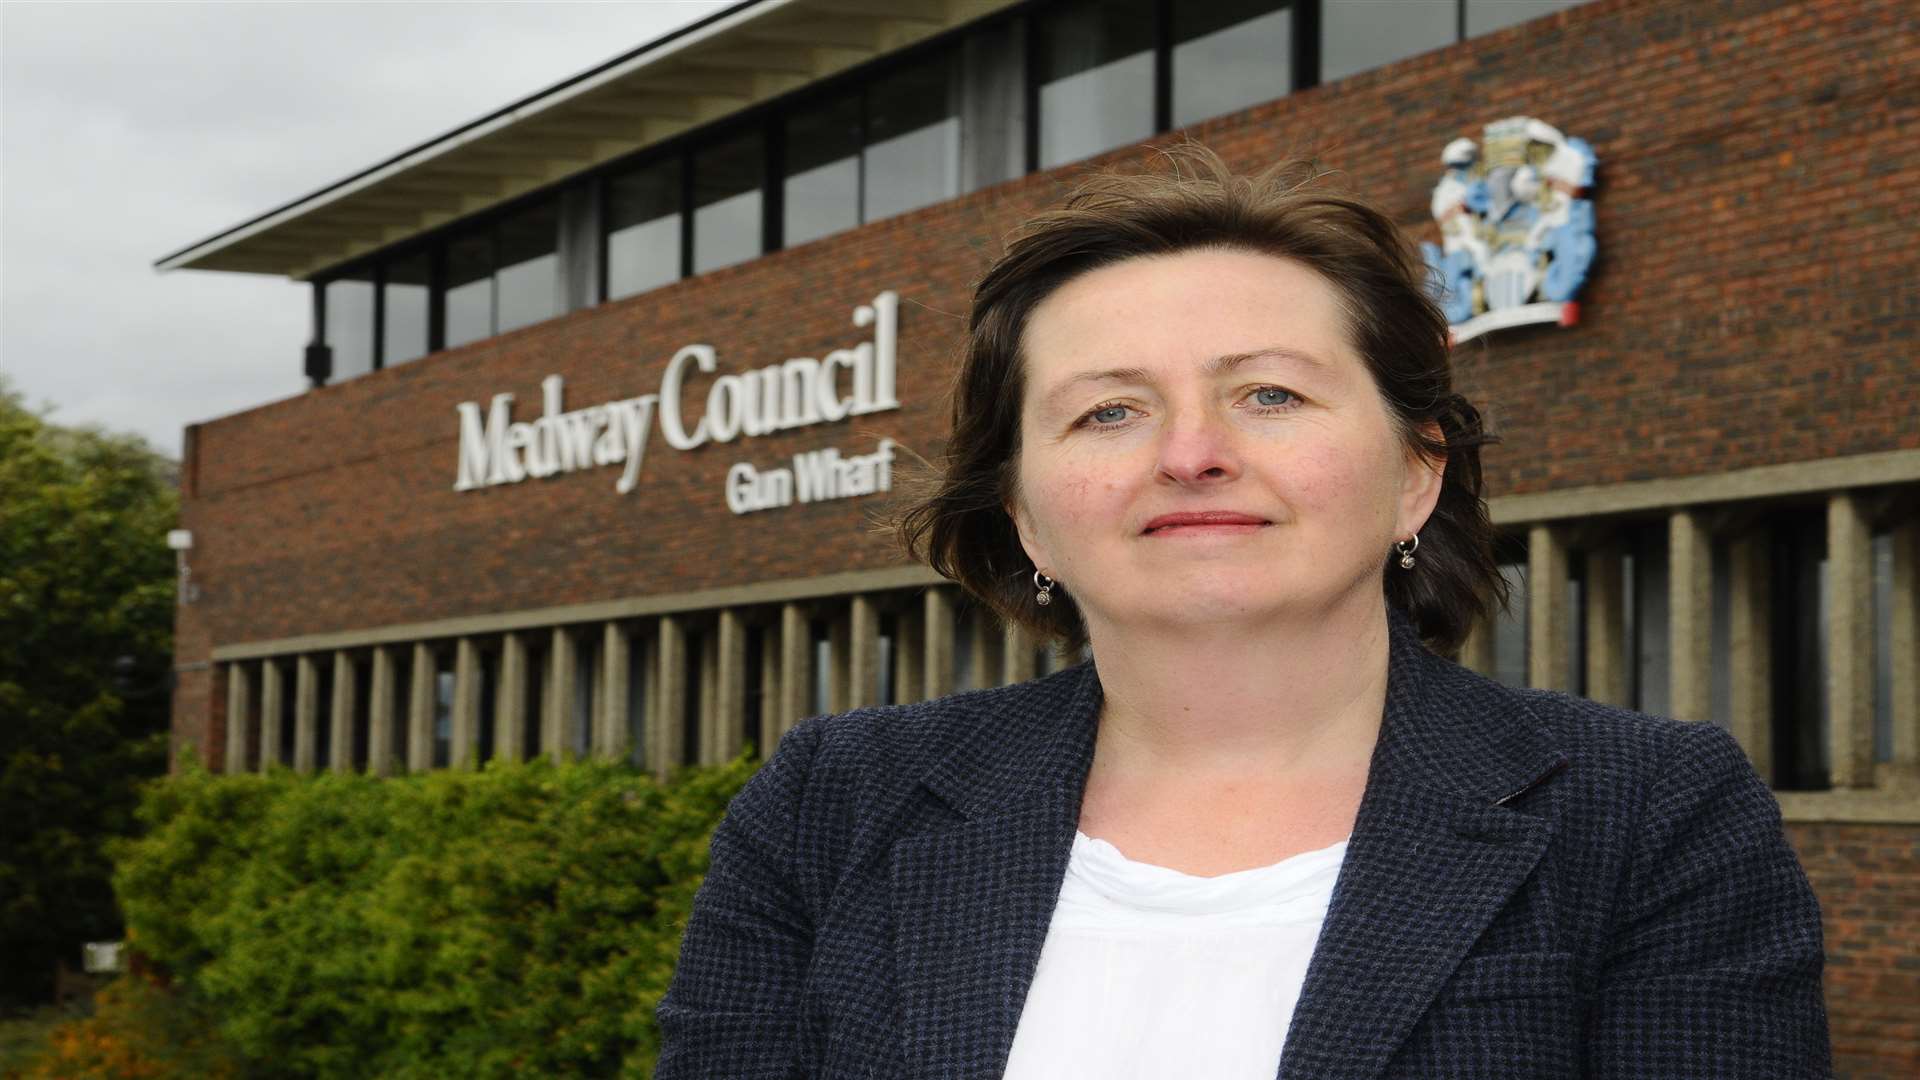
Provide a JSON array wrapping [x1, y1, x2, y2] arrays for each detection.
[[103, 754, 754, 1079]]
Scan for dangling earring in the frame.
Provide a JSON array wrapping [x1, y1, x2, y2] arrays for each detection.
[[1033, 570, 1056, 606], [1394, 533, 1420, 570]]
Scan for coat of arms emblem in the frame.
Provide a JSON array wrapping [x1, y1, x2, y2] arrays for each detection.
[[1421, 117, 1597, 343]]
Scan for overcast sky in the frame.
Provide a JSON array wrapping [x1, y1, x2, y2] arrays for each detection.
[[1, 0, 735, 459]]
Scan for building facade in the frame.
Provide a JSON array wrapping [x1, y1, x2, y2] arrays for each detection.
[[161, 1, 1917, 1073]]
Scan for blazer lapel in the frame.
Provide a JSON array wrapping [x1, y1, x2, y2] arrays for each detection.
[[1277, 613, 1567, 1080], [890, 665, 1101, 1079]]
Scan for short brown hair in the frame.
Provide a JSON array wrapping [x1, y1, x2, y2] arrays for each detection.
[[895, 145, 1504, 655]]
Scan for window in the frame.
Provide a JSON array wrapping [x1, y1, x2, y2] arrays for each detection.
[[433, 654, 455, 769], [573, 640, 596, 759], [1465, 0, 1587, 37], [865, 56, 962, 221], [495, 199, 560, 334], [1624, 527, 1670, 716], [324, 271, 375, 379], [1492, 560, 1528, 688], [606, 158, 683, 300], [784, 95, 862, 247], [626, 630, 649, 769], [443, 228, 492, 349], [1322, 0, 1456, 83], [382, 252, 430, 366], [1037, 0, 1155, 169], [1771, 514, 1829, 789], [1172, 0, 1291, 129], [692, 132, 764, 275]]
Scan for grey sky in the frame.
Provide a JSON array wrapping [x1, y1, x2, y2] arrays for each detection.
[[0, 0, 733, 459]]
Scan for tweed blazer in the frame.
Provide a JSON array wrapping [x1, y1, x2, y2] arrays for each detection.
[[656, 607, 1830, 1079]]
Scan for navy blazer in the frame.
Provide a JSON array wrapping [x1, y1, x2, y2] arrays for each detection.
[[657, 608, 1830, 1078]]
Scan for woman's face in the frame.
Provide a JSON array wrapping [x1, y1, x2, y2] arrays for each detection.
[[1009, 247, 1442, 639]]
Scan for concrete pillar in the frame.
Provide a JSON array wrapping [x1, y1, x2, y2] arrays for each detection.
[[495, 632, 528, 764], [599, 621, 631, 760], [924, 587, 957, 699], [1889, 520, 1919, 785], [1668, 509, 1713, 722], [778, 603, 809, 737], [1004, 620, 1037, 685], [547, 627, 579, 763], [259, 660, 284, 771], [451, 637, 481, 769], [1527, 526, 1569, 693], [368, 646, 396, 777], [894, 604, 925, 703], [407, 643, 435, 773], [1727, 533, 1773, 781], [1584, 545, 1628, 706], [1457, 615, 1494, 676], [758, 620, 782, 756], [656, 615, 687, 779], [224, 662, 252, 774], [293, 654, 319, 773], [329, 650, 358, 774], [714, 609, 748, 764], [1827, 492, 1875, 788], [848, 595, 881, 709]]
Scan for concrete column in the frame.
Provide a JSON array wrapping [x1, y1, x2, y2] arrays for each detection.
[[224, 662, 253, 774], [848, 595, 881, 709], [1727, 533, 1773, 781], [1457, 615, 1494, 676], [1827, 492, 1875, 788], [494, 632, 528, 764], [293, 654, 318, 773], [547, 627, 579, 763], [407, 643, 435, 773], [826, 610, 850, 714], [758, 620, 782, 756], [1889, 520, 1919, 785], [599, 621, 631, 760], [894, 604, 925, 703], [329, 650, 358, 774], [1003, 620, 1037, 685], [451, 637, 481, 770], [924, 587, 957, 699], [656, 615, 687, 779], [778, 603, 809, 737], [714, 610, 748, 764], [259, 660, 284, 771], [368, 646, 396, 777], [1526, 526, 1569, 693], [1584, 544, 1628, 706], [1668, 509, 1714, 722]]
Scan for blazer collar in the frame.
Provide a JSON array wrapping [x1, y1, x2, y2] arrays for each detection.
[[893, 604, 1569, 1080]]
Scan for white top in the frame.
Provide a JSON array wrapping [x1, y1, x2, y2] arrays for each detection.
[[1002, 831, 1348, 1080]]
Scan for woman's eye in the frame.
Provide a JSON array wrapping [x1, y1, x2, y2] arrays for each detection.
[[1088, 405, 1131, 425], [1251, 387, 1296, 408]]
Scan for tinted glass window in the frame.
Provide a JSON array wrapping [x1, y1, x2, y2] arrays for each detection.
[[958, 18, 1026, 193], [692, 132, 764, 275], [1323, 0, 1457, 82], [784, 95, 862, 247], [324, 270, 375, 380], [865, 55, 961, 221], [1466, 0, 1587, 37], [382, 252, 430, 366], [443, 229, 492, 349], [495, 200, 559, 334], [606, 158, 682, 300], [1172, 0, 1290, 128], [1038, 0, 1155, 169]]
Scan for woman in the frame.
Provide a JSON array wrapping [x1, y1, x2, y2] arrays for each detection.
[[656, 148, 1829, 1079]]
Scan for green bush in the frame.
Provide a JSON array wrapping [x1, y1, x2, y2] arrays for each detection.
[[109, 755, 753, 1079]]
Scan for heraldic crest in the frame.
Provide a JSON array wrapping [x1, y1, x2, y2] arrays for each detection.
[[1421, 116, 1597, 343]]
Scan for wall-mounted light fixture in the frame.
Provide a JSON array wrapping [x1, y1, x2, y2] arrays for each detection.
[[166, 529, 199, 604]]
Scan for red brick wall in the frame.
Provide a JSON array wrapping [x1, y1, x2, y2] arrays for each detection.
[[1788, 822, 1920, 1078]]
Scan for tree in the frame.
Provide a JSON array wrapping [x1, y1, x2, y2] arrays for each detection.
[[0, 374, 178, 1008]]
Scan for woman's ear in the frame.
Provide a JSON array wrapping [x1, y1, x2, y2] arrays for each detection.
[[1005, 490, 1052, 577], [1398, 421, 1447, 537]]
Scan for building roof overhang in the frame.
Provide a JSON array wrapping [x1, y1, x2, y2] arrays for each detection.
[[154, 0, 1017, 281]]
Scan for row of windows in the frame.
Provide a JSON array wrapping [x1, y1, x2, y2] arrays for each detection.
[[314, 0, 1587, 381]]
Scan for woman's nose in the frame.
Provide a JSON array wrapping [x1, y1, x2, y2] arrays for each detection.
[[1153, 406, 1242, 486]]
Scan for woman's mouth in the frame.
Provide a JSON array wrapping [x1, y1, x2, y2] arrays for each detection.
[[1141, 512, 1271, 535]]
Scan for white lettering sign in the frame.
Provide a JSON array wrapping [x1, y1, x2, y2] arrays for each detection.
[[453, 292, 901, 496], [726, 439, 896, 515]]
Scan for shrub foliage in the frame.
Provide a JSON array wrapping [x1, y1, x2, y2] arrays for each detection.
[[106, 755, 753, 1079]]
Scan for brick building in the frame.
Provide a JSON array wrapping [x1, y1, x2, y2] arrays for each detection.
[[159, 0, 1916, 1073]]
